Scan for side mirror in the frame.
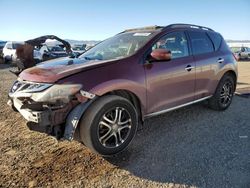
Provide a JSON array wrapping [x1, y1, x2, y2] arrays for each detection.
[[149, 49, 171, 62]]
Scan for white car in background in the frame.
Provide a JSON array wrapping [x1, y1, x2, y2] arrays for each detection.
[[2, 41, 24, 62]]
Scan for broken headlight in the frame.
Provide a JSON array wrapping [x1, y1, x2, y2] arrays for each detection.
[[30, 84, 82, 103], [9, 79, 82, 103]]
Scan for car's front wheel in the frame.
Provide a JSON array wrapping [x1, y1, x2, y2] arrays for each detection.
[[208, 74, 235, 111], [79, 95, 138, 156]]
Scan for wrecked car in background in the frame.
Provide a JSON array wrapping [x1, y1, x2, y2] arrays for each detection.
[[13, 35, 72, 74], [8, 24, 237, 156], [40, 44, 68, 61], [71, 44, 86, 56]]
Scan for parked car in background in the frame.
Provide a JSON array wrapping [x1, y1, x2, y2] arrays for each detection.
[[2, 41, 24, 62], [40, 44, 68, 61], [71, 44, 86, 56], [8, 24, 237, 156], [0, 41, 7, 59], [230, 47, 250, 60]]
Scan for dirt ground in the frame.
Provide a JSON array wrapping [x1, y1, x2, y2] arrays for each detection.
[[0, 60, 249, 188]]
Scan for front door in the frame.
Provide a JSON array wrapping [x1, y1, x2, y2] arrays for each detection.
[[144, 31, 196, 114]]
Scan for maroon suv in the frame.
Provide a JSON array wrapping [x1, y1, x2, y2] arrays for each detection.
[[8, 24, 238, 155]]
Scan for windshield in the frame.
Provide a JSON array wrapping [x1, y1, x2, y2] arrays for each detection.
[[79, 32, 155, 61], [48, 46, 64, 52]]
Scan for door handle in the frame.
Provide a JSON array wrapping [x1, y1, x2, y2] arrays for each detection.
[[185, 65, 194, 72], [217, 58, 224, 63]]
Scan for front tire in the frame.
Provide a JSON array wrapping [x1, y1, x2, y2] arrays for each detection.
[[79, 95, 138, 156], [208, 74, 235, 111]]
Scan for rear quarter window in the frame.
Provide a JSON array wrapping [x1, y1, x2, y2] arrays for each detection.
[[188, 31, 214, 55], [207, 32, 222, 51]]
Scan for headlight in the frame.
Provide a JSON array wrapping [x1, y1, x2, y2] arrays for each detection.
[[9, 80, 52, 95], [31, 84, 82, 103], [9, 79, 82, 103]]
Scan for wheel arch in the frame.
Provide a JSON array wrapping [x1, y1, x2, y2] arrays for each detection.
[[89, 79, 146, 120], [104, 89, 144, 123], [222, 70, 237, 91]]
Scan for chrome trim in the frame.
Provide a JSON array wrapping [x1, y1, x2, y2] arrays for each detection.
[[185, 66, 194, 70], [217, 58, 224, 64], [145, 96, 212, 118], [10, 79, 52, 95]]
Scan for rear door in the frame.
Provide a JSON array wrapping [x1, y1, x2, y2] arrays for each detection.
[[144, 31, 196, 114], [187, 30, 222, 99]]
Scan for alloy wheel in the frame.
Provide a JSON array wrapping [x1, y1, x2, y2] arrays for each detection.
[[98, 107, 132, 148], [220, 81, 233, 107]]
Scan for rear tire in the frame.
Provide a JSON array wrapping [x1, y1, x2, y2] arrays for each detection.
[[79, 95, 138, 156], [208, 74, 235, 111]]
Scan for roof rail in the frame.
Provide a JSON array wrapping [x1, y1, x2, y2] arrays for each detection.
[[165, 23, 214, 31], [123, 25, 164, 32]]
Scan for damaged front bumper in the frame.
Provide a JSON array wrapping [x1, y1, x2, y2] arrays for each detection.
[[8, 79, 97, 140], [8, 98, 50, 125]]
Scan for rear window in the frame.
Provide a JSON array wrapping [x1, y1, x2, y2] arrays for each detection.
[[188, 31, 214, 55], [207, 32, 222, 51]]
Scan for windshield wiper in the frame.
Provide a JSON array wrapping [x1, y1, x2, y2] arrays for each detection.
[[84, 56, 102, 60], [84, 56, 92, 60]]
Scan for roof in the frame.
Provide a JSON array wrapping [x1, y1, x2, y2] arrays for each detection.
[[123, 23, 214, 33]]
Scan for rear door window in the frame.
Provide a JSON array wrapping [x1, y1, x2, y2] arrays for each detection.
[[188, 31, 214, 55], [207, 32, 222, 51]]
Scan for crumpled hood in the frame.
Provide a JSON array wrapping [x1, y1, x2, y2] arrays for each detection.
[[19, 57, 112, 83]]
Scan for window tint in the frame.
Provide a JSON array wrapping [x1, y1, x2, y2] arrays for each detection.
[[188, 31, 214, 55], [152, 32, 189, 59], [207, 32, 222, 51]]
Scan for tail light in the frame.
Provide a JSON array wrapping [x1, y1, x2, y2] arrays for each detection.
[[232, 53, 239, 61]]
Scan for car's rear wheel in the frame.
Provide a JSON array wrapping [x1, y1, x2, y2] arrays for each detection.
[[208, 74, 235, 111], [79, 95, 138, 156]]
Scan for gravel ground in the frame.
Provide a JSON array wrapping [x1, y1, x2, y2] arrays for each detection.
[[0, 61, 249, 188]]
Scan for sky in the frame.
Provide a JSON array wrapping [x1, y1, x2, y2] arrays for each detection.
[[0, 0, 249, 41]]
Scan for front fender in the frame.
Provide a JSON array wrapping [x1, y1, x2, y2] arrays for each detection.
[[89, 79, 146, 116]]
